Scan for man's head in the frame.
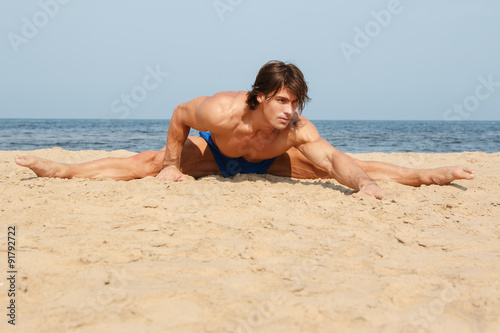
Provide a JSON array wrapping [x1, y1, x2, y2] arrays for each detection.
[[247, 60, 310, 114]]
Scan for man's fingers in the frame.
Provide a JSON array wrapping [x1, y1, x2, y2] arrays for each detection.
[[352, 189, 395, 200], [176, 175, 189, 182], [155, 175, 175, 182], [156, 174, 190, 182], [155, 167, 190, 182], [351, 192, 362, 198]]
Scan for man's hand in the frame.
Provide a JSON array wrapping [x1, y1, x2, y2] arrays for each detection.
[[156, 165, 190, 182], [352, 183, 393, 200]]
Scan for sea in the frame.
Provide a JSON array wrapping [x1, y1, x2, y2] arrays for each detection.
[[0, 119, 499, 154]]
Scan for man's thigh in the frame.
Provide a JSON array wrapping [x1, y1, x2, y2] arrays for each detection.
[[266, 147, 330, 179], [179, 136, 222, 178]]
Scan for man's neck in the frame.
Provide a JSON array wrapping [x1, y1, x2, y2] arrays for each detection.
[[244, 105, 278, 136]]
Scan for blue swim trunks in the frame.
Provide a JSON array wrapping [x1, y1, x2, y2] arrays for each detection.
[[199, 131, 277, 178]]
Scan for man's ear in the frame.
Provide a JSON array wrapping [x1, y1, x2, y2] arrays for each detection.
[[257, 93, 265, 104]]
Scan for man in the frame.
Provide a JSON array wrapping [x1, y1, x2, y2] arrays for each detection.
[[15, 61, 474, 199]]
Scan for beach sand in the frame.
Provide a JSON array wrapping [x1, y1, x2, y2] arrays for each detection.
[[1, 148, 499, 332]]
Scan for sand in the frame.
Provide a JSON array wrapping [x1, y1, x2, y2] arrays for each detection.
[[1, 148, 499, 333]]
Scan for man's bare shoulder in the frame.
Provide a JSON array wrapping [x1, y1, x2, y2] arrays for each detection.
[[202, 91, 247, 110], [195, 91, 248, 132], [211, 90, 247, 99], [288, 115, 321, 145]]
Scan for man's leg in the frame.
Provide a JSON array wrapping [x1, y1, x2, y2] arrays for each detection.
[[15, 136, 221, 180], [266, 147, 475, 186]]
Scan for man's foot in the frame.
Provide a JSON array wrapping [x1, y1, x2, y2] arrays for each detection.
[[15, 156, 71, 178], [421, 166, 475, 186]]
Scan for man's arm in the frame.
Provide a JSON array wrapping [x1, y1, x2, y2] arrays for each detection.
[[294, 119, 390, 199], [156, 95, 218, 181]]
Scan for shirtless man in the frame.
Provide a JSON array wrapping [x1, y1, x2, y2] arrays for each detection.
[[15, 61, 475, 199]]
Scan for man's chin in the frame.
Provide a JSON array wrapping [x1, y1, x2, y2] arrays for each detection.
[[276, 119, 291, 127]]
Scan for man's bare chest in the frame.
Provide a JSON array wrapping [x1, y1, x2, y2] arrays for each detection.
[[212, 132, 290, 162]]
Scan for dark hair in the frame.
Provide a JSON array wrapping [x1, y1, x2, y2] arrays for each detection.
[[247, 60, 311, 114]]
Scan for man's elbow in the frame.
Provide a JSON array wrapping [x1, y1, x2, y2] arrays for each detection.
[[317, 154, 336, 176], [171, 104, 192, 127]]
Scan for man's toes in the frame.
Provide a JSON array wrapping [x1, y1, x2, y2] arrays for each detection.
[[454, 166, 475, 180], [15, 156, 30, 167]]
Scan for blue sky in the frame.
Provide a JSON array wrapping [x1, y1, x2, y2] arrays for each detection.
[[1, 0, 499, 120]]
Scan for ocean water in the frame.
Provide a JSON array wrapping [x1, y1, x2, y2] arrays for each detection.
[[0, 119, 499, 154]]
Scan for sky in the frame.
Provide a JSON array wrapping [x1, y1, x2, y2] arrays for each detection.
[[1, 0, 499, 120]]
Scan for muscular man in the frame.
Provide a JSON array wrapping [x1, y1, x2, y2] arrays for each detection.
[[15, 61, 474, 199]]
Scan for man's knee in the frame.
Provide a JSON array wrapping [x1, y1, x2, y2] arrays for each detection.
[[130, 150, 164, 176]]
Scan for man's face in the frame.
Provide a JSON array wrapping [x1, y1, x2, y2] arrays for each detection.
[[258, 88, 299, 130]]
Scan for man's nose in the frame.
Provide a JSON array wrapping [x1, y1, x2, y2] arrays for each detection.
[[284, 105, 293, 115]]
